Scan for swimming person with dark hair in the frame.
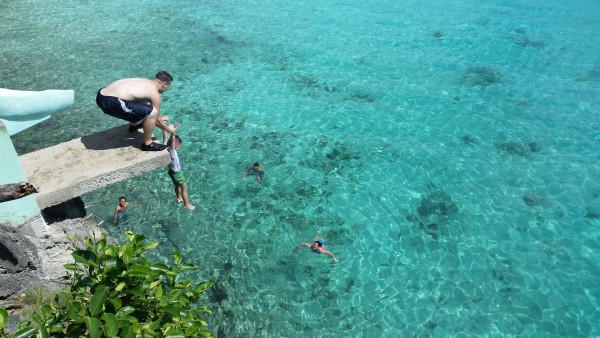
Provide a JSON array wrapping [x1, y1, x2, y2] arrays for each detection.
[[241, 162, 265, 182], [297, 230, 339, 262], [113, 196, 143, 224], [96, 71, 179, 151], [167, 134, 195, 210]]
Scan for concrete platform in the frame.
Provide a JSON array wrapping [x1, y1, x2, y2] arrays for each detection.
[[19, 125, 170, 209]]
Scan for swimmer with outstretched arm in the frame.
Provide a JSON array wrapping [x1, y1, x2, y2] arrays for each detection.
[[297, 230, 339, 263]]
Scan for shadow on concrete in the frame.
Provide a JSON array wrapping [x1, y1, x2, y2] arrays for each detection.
[[81, 124, 143, 150]]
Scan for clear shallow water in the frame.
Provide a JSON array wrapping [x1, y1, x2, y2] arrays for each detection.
[[3, 0, 600, 336]]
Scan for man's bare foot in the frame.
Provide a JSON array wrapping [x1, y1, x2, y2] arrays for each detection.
[[184, 204, 196, 210], [177, 198, 183, 203]]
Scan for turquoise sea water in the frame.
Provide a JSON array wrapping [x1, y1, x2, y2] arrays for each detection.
[[3, 0, 600, 336]]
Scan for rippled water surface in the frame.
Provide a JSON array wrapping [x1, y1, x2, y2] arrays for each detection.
[[3, 0, 600, 336]]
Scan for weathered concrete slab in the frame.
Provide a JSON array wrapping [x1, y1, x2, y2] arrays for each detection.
[[19, 125, 170, 209]]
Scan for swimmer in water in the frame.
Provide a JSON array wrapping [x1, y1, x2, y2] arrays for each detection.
[[297, 230, 339, 263], [241, 162, 265, 183]]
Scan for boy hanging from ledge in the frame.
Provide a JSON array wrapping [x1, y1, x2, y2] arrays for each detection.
[[167, 134, 195, 210]]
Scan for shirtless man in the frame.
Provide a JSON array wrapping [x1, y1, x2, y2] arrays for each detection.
[[96, 71, 178, 151]]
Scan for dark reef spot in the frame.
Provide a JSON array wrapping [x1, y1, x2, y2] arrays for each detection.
[[522, 195, 542, 207], [426, 320, 438, 330], [405, 214, 419, 222], [350, 94, 375, 102], [417, 191, 458, 216], [462, 135, 477, 144], [576, 69, 600, 82], [516, 38, 545, 49], [223, 262, 233, 271], [496, 141, 541, 156], [462, 66, 503, 86], [433, 31, 444, 39], [209, 283, 229, 303], [585, 203, 600, 219]]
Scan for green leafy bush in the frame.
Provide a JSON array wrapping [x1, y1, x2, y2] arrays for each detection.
[[0, 231, 214, 337]]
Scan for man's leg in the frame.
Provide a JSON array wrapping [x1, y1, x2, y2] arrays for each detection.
[[142, 113, 158, 146]]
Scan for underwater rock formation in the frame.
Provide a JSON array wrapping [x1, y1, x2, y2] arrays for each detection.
[[496, 141, 541, 156], [576, 69, 600, 82], [585, 201, 600, 219], [522, 194, 543, 207], [516, 38, 545, 49], [462, 66, 503, 86], [417, 190, 458, 216], [461, 135, 477, 145]]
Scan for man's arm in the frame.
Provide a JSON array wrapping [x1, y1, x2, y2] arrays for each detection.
[[148, 88, 178, 134], [113, 206, 120, 223]]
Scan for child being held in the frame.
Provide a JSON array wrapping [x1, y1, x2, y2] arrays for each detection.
[[167, 134, 195, 210]]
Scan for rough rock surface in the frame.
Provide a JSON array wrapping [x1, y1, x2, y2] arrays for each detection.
[[0, 217, 115, 307]]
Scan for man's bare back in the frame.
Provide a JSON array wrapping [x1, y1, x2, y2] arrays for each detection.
[[100, 78, 158, 103]]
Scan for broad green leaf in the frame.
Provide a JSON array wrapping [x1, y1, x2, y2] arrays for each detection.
[[13, 327, 36, 338], [165, 334, 186, 338], [38, 326, 50, 338], [116, 306, 136, 317], [50, 322, 64, 332], [68, 302, 85, 323], [160, 305, 182, 317], [84, 316, 102, 338], [96, 237, 107, 252], [122, 244, 134, 264], [115, 282, 126, 292], [84, 237, 94, 249], [120, 324, 136, 338], [103, 313, 119, 337], [155, 284, 164, 299], [194, 281, 215, 294], [108, 295, 122, 309], [143, 319, 161, 336], [173, 251, 182, 265], [125, 231, 135, 241], [104, 257, 118, 270], [149, 280, 161, 289], [31, 311, 43, 325], [180, 263, 198, 271], [174, 279, 192, 289], [64, 263, 84, 271], [134, 234, 146, 243], [150, 263, 169, 273], [128, 264, 155, 276], [199, 329, 214, 337], [89, 286, 109, 316], [0, 309, 8, 330], [144, 242, 159, 251], [72, 250, 98, 268], [40, 304, 52, 317]]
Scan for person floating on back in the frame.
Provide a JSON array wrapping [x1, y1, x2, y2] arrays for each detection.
[[96, 71, 179, 151], [297, 230, 339, 262], [241, 162, 265, 182], [167, 134, 195, 210]]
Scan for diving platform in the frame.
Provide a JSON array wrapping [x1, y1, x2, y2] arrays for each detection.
[[19, 125, 170, 209]]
